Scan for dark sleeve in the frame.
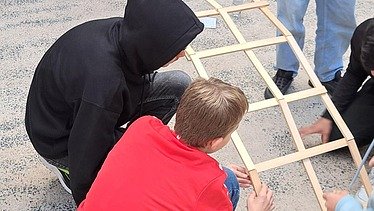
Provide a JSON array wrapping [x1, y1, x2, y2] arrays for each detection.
[[68, 99, 120, 205], [322, 29, 369, 120]]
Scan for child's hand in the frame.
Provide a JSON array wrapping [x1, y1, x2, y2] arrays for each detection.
[[229, 164, 252, 188], [323, 190, 349, 211], [247, 184, 274, 211]]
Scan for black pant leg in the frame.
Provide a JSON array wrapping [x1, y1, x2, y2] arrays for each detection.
[[330, 78, 374, 147]]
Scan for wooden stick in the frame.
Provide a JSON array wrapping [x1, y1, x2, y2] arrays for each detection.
[[231, 131, 262, 194], [195, 1, 269, 17], [256, 138, 347, 172], [278, 100, 325, 210], [347, 139, 373, 194], [195, 36, 287, 59]]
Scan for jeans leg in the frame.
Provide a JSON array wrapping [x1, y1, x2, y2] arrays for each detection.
[[223, 167, 240, 210], [135, 70, 191, 124], [330, 79, 374, 147], [314, 0, 356, 82], [276, 0, 309, 74]]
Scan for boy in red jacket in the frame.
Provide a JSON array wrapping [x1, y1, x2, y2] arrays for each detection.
[[78, 77, 274, 211]]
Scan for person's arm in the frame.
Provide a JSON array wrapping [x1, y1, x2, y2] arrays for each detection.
[[299, 27, 369, 140], [367, 191, 374, 211], [322, 26, 369, 120], [323, 190, 363, 211], [68, 99, 120, 205]]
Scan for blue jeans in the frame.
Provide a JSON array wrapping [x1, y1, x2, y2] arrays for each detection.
[[276, 0, 356, 82], [129, 70, 191, 125], [224, 167, 240, 210]]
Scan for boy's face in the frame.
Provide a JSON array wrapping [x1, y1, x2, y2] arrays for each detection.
[[371, 69, 374, 76], [162, 50, 186, 67]]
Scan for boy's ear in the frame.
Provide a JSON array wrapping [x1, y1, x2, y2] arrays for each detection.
[[207, 137, 224, 152]]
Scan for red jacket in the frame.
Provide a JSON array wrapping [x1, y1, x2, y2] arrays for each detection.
[[78, 116, 232, 210]]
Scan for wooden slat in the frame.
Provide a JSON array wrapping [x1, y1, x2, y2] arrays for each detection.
[[278, 99, 325, 210], [195, 9, 218, 18], [221, 1, 269, 13], [284, 87, 326, 103], [347, 140, 373, 194], [286, 37, 322, 88], [195, 1, 269, 18], [231, 131, 262, 193], [258, 6, 291, 36], [320, 94, 354, 140], [219, 10, 284, 100], [246, 87, 327, 113], [195, 36, 287, 59], [185, 45, 195, 61], [205, 0, 222, 10], [256, 138, 347, 172], [247, 98, 278, 112], [189, 55, 209, 79]]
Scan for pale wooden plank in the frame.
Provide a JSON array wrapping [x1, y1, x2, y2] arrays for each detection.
[[258, 6, 291, 36], [195, 36, 287, 59], [219, 10, 284, 99], [303, 159, 327, 211], [205, 0, 222, 10], [222, 1, 269, 13], [195, 9, 218, 18], [320, 94, 354, 140], [284, 87, 326, 103], [246, 87, 325, 112], [286, 37, 322, 88], [347, 140, 373, 194], [195, 1, 269, 18], [256, 138, 347, 172], [185, 45, 195, 61], [231, 131, 262, 194], [278, 99, 325, 210], [278, 100, 304, 149], [247, 98, 278, 112], [189, 55, 209, 79]]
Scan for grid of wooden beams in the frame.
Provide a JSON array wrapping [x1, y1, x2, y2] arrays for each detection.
[[186, 1, 372, 210]]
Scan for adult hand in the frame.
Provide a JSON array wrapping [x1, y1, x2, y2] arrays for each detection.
[[299, 117, 333, 143], [229, 164, 251, 188], [247, 184, 274, 211], [323, 190, 349, 211]]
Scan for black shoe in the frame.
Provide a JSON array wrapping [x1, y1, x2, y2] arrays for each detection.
[[264, 69, 294, 99], [39, 156, 71, 194], [308, 71, 342, 95]]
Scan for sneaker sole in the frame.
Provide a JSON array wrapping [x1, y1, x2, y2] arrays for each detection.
[[39, 156, 72, 194]]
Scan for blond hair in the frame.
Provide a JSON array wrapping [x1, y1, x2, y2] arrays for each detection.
[[174, 77, 248, 148]]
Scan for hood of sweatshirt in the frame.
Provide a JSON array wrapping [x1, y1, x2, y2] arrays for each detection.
[[118, 0, 204, 75]]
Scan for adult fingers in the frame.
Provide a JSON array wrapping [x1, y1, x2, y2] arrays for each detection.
[[299, 125, 317, 138]]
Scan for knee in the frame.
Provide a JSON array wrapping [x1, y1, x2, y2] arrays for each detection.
[[169, 70, 192, 97], [223, 167, 240, 190]]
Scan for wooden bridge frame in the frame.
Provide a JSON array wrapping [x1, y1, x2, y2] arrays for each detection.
[[185, 1, 372, 210]]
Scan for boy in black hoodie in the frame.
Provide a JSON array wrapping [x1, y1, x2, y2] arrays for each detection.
[[25, 0, 203, 205]]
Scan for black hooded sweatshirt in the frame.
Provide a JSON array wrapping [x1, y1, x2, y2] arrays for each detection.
[[25, 0, 203, 204], [322, 18, 374, 120]]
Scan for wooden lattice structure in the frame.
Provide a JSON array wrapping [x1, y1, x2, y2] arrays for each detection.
[[186, 0, 372, 210]]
